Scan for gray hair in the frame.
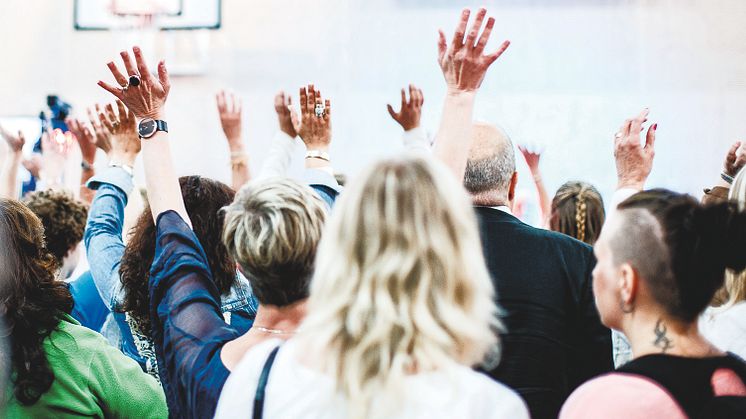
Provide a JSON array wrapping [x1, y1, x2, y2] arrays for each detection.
[[463, 124, 516, 195]]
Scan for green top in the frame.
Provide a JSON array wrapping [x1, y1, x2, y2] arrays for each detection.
[[5, 313, 167, 418]]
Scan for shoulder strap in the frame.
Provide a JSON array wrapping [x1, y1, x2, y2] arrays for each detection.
[[617, 354, 746, 417], [252, 345, 281, 419]]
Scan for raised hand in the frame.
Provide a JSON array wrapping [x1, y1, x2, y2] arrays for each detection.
[[297, 84, 331, 151], [387, 84, 424, 131], [87, 105, 113, 154], [723, 141, 746, 178], [66, 117, 98, 164], [98, 46, 170, 120], [274, 91, 300, 138], [518, 145, 542, 174], [614, 108, 657, 190], [437, 8, 510, 93], [216, 90, 243, 143], [0, 124, 25, 154], [98, 100, 141, 166]]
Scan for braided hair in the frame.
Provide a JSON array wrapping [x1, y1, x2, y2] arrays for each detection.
[[550, 181, 605, 245]]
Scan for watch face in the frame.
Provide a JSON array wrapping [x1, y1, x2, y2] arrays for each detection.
[[138, 118, 157, 138]]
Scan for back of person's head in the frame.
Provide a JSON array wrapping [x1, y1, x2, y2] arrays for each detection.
[[550, 181, 605, 245], [0, 199, 73, 405], [120, 176, 236, 334], [222, 178, 327, 306], [302, 156, 499, 418], [464, 122, 516, 205], [22, 190, 87, 278], [605, 189, 746, 324], [717, 168, 746, 307]]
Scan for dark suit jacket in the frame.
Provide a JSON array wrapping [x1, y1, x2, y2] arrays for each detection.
[[475, 207, 613, 419]]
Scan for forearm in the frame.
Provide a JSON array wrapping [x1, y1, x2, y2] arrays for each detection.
[[85, 180, 131, 310], [432, 90, 476, 181], [258, 131, 296, 179], [0, 152, 22, 199], [228, 140, 250, 191], [80, 167, 96, 204], [531, 169, 551, 226], [141, 131, 190, 227]]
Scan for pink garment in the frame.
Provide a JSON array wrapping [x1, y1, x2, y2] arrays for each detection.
[[559, 370, 746, 419]]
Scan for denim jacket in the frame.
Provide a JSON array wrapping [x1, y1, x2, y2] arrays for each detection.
[[84, 167, 258, 372]]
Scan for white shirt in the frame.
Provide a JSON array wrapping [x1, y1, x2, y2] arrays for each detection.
[[215, 339, 529, 419], [699, 302, 746, 360]]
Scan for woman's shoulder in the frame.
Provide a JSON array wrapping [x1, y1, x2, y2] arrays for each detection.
[[560, 372, 686, 419], [437, 364, 530, 418], [215, 338, 284, 417]]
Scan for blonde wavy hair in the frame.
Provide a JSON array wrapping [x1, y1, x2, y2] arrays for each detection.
[[300, 156, 501, 419], [719, 167, 746, 307], [222, 177, 327, 306]]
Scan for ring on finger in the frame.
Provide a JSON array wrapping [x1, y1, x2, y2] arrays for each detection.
[[614, 132, 623, 139], [128, 74, 141, 87], [315, 103, 325, 118]]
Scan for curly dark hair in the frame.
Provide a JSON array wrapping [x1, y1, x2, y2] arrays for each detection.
[[22, 190, 88, 265], [0, 199, 74, 405], [120, 176, 236, 334]]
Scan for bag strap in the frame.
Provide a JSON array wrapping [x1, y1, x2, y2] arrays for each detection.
[[252, 345, 281, 419]]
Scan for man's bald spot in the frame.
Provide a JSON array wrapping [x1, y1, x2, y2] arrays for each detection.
[[468, 122, 512, 161], [463, 122, 516, 197]]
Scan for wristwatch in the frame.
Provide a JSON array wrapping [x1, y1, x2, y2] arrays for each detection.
[[138, 118, 168, 139]]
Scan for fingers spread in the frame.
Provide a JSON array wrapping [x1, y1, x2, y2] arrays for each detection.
[[645, 123, 657, 150], [486, 40, 511, 65], [107, 62, 128, 87], [475, 17, 495, 53], [132, 46, 152, 81], [387, 103, 398, 120], [98, 80, 122, 99], [120, 50, 137, 77], [465, 8, 487, 48], [450, 9, 471, 53], [437, 30, 448, 62]]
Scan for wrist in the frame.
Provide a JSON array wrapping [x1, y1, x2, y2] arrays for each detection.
[[228, 140, 244, 152], [305, 144, 330, 152], [403, 123, 421, 132], [445, 87, 478, 99], [110, 153, 137, 168], [617, 178, 645, 191], [140, 109, 165, 121]]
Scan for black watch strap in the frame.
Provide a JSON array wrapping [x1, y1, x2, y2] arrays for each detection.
[[155, 120, 168, 133]]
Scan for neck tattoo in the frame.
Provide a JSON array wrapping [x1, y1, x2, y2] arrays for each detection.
[[653, 319, 674, 353]]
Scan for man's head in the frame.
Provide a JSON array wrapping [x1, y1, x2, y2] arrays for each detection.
[[22, 190, 88, 279], [463, 122, 517, 207]]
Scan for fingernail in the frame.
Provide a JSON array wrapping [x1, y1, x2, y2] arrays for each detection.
[[653, 123, 658, 130]]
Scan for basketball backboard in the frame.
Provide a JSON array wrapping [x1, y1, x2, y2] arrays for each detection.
[[74, 0, 221, 30]]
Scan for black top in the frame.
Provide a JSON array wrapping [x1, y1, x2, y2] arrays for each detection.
[[475, 207, 613, 419], [617, 353, 746, 418]]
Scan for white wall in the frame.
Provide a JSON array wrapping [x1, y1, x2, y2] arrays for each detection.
[[1, 0, 745, 213]]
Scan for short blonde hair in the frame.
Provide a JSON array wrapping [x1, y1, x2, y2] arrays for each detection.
[[300, 156, 501, 418], [222, 178, 327, 306]]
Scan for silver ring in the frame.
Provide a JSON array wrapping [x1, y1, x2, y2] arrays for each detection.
[[314, 103, 325, 118], [128, 74, 141, 87]]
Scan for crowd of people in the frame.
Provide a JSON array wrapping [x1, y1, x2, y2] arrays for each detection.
[[1, 7, 745, 419]]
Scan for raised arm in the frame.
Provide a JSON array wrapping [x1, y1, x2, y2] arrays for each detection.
[[83, 100, 141, 311], [388, 84, 430, 153], [258, 91, 301, 179], [0, 125, 25, 199], [216, 90, 250, 190], [298, 84, 333, 172], [433, 8, 510, 181], [702, 140, 745, 204], [518, 145, 551, 226], [67, 117, 99, 204], [611, 108, 656, 209], [98, 47, 235, 418]]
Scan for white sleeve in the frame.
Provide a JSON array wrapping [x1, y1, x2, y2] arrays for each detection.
[[258, 131, 298, 179], [402, 127, 431, 154]]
